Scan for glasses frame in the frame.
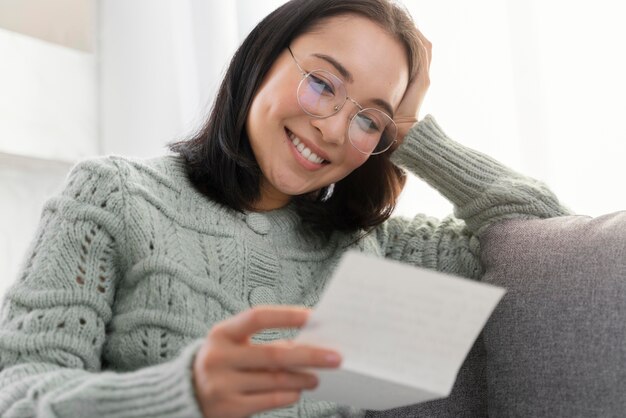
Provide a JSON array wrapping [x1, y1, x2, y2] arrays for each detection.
[[287, 47, 397, 155]]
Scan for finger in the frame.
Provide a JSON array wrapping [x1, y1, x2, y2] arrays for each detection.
[[225, 391, 302, 418], [229, 343, 342, 370], [394, 117, 418, 124], [213, 306, 311, 343], [230, 369, 318, 394], [416, 36, 430, 74], [414, 28, 432, 68], [401, 32, 431, 97]]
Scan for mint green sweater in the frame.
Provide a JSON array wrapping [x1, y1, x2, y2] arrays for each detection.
[[0, 116, 568, 417]]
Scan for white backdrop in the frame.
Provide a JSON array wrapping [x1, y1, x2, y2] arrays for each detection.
[[2, 0, 626, 299], [99, 0, 626, 217], [402, 0, 626, 218]]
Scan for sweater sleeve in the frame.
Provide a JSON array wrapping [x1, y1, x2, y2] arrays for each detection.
[[373, 115, 571, 280], [0, 158, 204, 418]]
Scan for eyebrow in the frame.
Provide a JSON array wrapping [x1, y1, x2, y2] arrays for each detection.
[[312, 53, 354, 82], [311, 53, 395, 117], [372, 99, 395, 119]]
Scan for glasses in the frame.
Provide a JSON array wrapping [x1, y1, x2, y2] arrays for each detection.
[[288, 47, 397, 155]]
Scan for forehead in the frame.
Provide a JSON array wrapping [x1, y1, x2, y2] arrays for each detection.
[[291, 14, 409, 109]]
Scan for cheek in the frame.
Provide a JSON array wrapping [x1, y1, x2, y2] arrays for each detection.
[[331, 148, 370, 183], [345, 147, 370, 169], [256, 77, 300, 119], [250, 91, 274, 122]]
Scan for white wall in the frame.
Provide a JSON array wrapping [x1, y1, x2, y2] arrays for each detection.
[[0, 1, 96, 299], [0, 154, 72, 298], [0, 0, 94, 52], [0, 28, 97, 162]]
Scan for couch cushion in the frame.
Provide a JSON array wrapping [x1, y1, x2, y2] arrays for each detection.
[[480, 212, 626, 417], [365, 333, 488, 417]]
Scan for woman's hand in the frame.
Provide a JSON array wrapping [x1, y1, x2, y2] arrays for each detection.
[[394, 28, 432, 147], [192, 306, 341, 418]]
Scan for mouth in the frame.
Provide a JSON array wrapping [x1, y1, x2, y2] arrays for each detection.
[[285, 128, 331, 166]]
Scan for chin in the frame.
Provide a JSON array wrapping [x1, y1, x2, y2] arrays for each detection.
[[271, 174, 317, 196], [278, 184, 315, 197]]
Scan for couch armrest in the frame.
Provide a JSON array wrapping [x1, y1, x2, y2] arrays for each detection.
[[481, 212, 626, 417]]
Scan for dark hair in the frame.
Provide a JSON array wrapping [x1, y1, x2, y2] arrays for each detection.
[[169, 0, 423, 234]]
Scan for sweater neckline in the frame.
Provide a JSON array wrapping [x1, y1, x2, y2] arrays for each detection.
[[241, 202, 302, 235], [165, 155, 303, 235]]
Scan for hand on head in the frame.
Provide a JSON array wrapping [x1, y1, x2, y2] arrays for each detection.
[[192, 305, 341, 418], [394, 28, 432, 147]]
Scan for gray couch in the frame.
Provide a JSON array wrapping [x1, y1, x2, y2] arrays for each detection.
[[366, 211, 626, 417]]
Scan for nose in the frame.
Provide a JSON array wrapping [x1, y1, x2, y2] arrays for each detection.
[[309, 105, 353, 146]]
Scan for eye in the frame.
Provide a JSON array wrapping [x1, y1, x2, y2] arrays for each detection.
[[308, 73, 335, 96], [355, 113, 382, 133]]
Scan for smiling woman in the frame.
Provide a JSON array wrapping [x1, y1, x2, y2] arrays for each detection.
[[170, 1, 423, 232], [245, 15, 408, 211], [0, 1, 569, 418]]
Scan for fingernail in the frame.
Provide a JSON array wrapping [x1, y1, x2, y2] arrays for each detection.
[[325, 353, 341, 365]]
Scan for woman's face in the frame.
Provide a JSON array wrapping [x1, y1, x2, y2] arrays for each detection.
[[246, 14, 409, 210]]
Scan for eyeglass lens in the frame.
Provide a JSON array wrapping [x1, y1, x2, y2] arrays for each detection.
[[297, 70, 396, 155]]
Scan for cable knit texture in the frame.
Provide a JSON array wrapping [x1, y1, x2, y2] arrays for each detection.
[[0, 115, 568, 417]]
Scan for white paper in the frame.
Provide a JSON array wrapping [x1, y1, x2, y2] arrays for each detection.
[[295, 250, 505, 410]]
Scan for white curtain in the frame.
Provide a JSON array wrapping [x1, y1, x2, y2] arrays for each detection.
[[98, 0, 291, 159]]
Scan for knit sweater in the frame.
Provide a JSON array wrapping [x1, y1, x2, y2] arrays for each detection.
[[0, 115, 568, 418]]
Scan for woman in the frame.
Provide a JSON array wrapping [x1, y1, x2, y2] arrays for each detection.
[[0, 0, 568, 417]]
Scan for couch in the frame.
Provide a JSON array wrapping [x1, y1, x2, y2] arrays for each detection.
[[366, 211, 626, 417]]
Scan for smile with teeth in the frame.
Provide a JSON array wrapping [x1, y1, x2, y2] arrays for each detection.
[[287, 130, 328, 165]]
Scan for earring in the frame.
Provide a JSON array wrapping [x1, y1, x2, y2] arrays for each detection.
[[321, 183, 335, 202]]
